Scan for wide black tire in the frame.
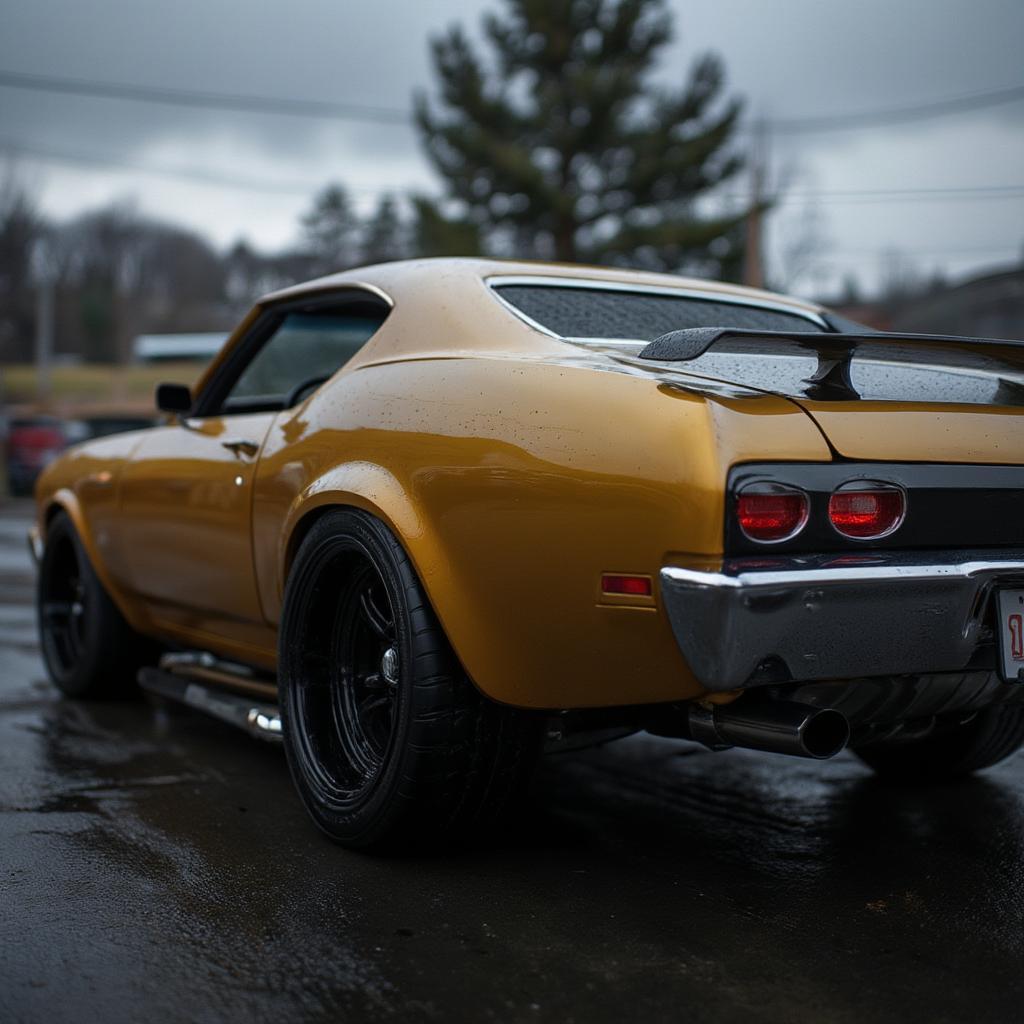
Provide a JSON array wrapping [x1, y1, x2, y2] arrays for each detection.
[[279, 508, 543, 850], [855, 704, 1024, 783], [37, 511, 152, 698]]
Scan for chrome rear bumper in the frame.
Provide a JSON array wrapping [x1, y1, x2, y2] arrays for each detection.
[[660, 552, 1024, 692]]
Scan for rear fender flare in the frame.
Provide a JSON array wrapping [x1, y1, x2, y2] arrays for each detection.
[[276, 462, 447, 618]]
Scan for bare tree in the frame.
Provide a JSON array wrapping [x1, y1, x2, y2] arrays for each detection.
[[48, 201, 234, 362], [773, 198, 831, 296], [0, 163, 47, 363]]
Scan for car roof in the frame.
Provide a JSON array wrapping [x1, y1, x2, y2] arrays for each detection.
[[178, 257, 827, 394], [259, 257, 825, 318]]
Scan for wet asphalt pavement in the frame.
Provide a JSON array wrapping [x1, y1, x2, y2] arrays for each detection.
[[2, 501, 1024, 1023]]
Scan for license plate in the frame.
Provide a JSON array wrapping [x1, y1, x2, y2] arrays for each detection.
[[997, 590, 1024, 683]]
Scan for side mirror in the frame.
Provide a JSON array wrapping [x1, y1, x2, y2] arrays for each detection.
[[155, 382, 193, 415]]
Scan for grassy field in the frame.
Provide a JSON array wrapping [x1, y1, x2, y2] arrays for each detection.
[[1, 362, 206, 413]]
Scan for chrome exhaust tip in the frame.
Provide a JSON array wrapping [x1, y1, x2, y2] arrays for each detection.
[[688, 694, 850, 760], [139, 667, 283, 744]]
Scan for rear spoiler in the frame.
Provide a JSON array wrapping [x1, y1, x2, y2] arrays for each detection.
[[638, 328, 1024, 401]]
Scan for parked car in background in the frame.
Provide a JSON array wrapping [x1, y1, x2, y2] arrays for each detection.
[[4, 407, 155, 497], [28, 257, 1024, 851], [65, 412, 157, 444], [5, 415, 67, 497]]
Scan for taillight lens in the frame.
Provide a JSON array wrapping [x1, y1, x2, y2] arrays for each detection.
[[828, 484, 905, 539], [736, 486, 809, 543]]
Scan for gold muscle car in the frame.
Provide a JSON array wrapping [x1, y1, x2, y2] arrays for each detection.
[[30, 258, 1024, 849]]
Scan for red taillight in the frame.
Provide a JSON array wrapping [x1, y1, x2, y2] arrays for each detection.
[[736, 487, 809, 543], [601, 574, 652, 596], [828, 485, 905, 539]]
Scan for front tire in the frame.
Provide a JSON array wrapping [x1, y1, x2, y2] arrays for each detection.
[[279, 508, 542, 850], [855, 704, 1024, 782], [37, 511, 151, 697]]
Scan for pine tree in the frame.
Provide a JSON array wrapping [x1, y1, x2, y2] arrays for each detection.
[[411, 196, 482, 258], [415, 0, 752, 277], [300, 184, 359, 276], [360, 195, 408, 264]]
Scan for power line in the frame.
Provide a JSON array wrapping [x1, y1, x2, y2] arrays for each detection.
[[778, 185, 1024, 197], [766, 189, 1024, 205], [4, 136, 1024, 208], [831, 243, 1022, 256], [1, 67, 1023, 134], [0, 138, 411, 197], [0, 68, 411, 125], [4, 137, 1020, 269], [767, 83, 1024, 133]]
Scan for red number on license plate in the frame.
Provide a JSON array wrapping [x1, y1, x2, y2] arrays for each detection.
[[998, 590, 1024, 682]]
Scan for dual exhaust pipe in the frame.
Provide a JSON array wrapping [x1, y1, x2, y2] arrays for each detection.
[[683, 691, 850, 760]]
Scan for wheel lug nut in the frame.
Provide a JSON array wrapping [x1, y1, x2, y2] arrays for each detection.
[[381, 647, 399, 686]]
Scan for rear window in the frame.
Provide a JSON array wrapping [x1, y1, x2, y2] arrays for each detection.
[[493, 284, 825, 340]]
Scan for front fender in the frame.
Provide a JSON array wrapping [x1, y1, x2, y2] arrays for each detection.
[[36, 482, 151, 636]]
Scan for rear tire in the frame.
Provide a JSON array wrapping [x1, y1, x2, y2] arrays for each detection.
[[855, 704, 1024, 782], [279, 508, 543, 850], [37, 511, 151, 698]]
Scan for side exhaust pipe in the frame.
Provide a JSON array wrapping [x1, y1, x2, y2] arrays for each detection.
[[139, 667, 283, 743], [687, 693, 850, 760]]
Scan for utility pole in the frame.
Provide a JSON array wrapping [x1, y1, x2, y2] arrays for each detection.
[[743, 117, 768, 290], [35, 275, 54, 405], [31, 237, 56, 406]]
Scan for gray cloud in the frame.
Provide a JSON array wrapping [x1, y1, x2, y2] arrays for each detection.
[[1, 0, 1022, 292]]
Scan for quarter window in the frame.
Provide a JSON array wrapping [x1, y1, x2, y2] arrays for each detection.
[[218, 301, 387, 413]]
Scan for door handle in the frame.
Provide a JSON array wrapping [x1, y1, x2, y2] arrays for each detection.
[[221, 438, 260, 459]]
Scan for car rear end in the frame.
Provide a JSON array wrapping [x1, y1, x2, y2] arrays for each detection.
[[491, 272, 1024, 773], [664, 461, 1024, 686], [642, 326, 1024, 766]]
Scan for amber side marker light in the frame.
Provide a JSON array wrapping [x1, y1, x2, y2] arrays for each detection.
[[601, 574, 653, 596], [736, 485, 809, 543], [828, 483, 906, 540]]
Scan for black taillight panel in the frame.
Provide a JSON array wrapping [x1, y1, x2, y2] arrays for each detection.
[[725, 462, 1024, 555]]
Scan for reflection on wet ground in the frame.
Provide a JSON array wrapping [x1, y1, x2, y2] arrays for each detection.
[[1, 500, 1022, 1023]]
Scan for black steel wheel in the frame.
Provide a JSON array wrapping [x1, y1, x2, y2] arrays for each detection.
[[292, 552, 402, 811], [39, 531, 89, 677], [279, 508, 542, 850], [37, 511, 151, 697]]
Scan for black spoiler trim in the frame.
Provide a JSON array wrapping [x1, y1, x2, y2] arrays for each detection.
[[638, 328, 1024, 401]]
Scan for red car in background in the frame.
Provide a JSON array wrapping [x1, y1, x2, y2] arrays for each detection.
[[4, 411, 155, 496], [4, 416, 67, 496]]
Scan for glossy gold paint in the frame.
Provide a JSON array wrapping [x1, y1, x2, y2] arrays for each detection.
[[797, 401, 1024, 464], [36, 258, 1017, 709]]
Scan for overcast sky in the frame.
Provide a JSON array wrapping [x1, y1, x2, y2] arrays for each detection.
[[1, 0, 1022, 297]]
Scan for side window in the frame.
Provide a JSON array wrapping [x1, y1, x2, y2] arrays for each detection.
[[220, 302, 387, 413], [195, 290, 391, 417]]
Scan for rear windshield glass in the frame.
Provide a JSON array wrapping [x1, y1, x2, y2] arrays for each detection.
[[493, 284, 825, 339]]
